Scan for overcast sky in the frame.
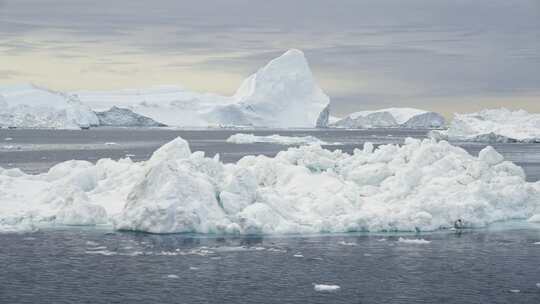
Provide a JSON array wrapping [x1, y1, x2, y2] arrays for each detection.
[[0, 0, 539, 117]]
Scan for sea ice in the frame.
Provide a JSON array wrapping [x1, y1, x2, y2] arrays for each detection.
[[1, 137, 540, 234]]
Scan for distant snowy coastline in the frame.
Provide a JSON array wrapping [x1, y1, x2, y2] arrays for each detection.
[[430, 108, 540, 143]]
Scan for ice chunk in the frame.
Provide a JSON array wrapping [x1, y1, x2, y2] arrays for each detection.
[[226, 134, 327, 145], [333, 108, 445, 129], [314, 284, 341, 292], [397, 237, 431, 244]]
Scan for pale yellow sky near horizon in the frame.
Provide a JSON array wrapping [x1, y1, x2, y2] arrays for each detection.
[[1, 0, 539, 118]]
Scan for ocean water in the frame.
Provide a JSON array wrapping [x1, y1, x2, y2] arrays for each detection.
[[1, 128, 540, 303]]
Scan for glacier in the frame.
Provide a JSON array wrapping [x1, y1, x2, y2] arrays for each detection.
[[0, 84, 99, 129], [1, 136, 539, 234], [332, 108, 446, 129], [430, 108, 540, 143], [0, 50, 329, 129]]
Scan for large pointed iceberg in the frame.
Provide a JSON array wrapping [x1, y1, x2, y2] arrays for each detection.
[[1, 137, 539, 233], [75, 49, 330, 128], [333, 108, 446, 129], [430, 108, 540, 142], [0, 84, 99, 129]]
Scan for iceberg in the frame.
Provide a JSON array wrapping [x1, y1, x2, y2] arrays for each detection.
[[96, 106, 167, 127], [76, 49, 330, 128], [430, 108, 540, 143], [0, 84, 99, 129], [1, 136, 539, 234], [226, 134, 327, 145], [332, 108, 446, 129]]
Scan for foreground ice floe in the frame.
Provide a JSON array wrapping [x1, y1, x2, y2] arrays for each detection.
[[1, 137, 540, 233], [430, 108, 540, 143], [332, 108, 446, 129], [226, 133, 328, 145]]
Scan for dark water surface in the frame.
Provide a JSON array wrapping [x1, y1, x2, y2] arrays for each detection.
[[1, 128, 540, 303], [1, 225, 540, 304]]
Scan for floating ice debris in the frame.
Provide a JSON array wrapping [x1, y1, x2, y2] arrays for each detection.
[[536, 283, 540, 288], [189, 267, 199, 271], [314, 284, 341, 292], [4, 138, 12, 141], [398, 237, 431, 244], [166, 274, 179, 279], [293, 253, 304, 258], [338, 241, 357, 246], [104, 142, 118, 146], [509, 289, 520, 293], [226, 134, 328, 145]]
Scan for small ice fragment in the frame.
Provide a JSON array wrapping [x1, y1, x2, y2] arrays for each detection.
[[533, 242, 540, 245], [509, 289, 520, 293], [4, 137, 13, 141], [126, 154, 136, 157], [189, 267, 199, 270], [166, 274, 179, 279], [398, 237, 431, 244], [377, 238, 387, 242], [293, 253, 304, 258], [363, 253, 372, 257], [535, 283, 540, 288], [314, 284, 341, 292], [338, 241, 356, 246], [104, 142, 118, 146], [86, 241, 99, 246]]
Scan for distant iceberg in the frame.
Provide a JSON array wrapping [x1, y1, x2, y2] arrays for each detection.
[[332, 108, 446, 129], [0, 84, 98, 129], [430, 108, 540, 143], [226, 133, 327, 145], [1, 137, 539, 233], [0, 50, 329, 129], [76, 49, 330, 128], [96, 106, 167, 127]]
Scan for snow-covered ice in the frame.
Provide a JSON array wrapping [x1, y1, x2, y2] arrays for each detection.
[[397, 237, 431, 244], [333, 108, 445, 129], [430, 108, 540, 143], [313, 284, 341, 292], [0, 84, 99, 129], [226, 134, 328, 145], [1, 136, 540, 234]]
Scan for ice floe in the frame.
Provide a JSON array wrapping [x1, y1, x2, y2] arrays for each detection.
[[397, 237, 431, 244], [1, 136, 540, 234]]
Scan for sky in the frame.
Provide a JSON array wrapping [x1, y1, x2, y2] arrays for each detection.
[[0, 0, 539, 117]]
